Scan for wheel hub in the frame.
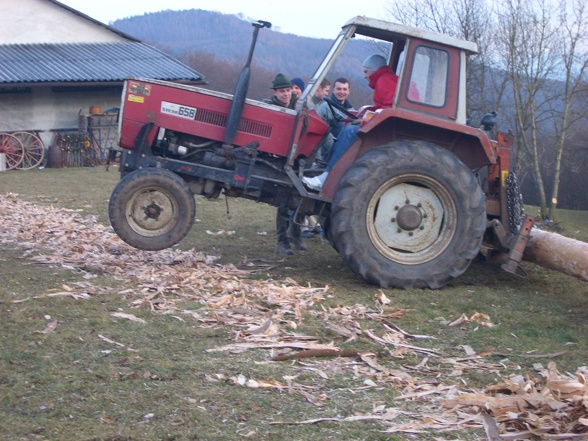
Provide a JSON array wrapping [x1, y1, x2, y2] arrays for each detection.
[[127, 190, 175, 233], [396, 205, 422, 231], [144, 202, 163, 220], [373, 183, 444, 252]]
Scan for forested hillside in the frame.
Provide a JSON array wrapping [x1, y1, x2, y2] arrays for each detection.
[[111, 9, 377, 104], [113, 10, 331, 71]]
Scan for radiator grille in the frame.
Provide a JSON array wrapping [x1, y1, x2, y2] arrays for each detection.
[[238, 119, 273, 138], [195, 109, 273, 138], [195, 109, 227, 127]]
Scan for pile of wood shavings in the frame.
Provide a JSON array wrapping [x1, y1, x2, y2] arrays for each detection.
[[443, 362, 588, 439], [0, 193, 327, 328], [2, 193, 587, 438]]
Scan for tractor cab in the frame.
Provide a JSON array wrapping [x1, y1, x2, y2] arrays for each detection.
[[300, 17, 477, 124], [293, 16, 495, 199]]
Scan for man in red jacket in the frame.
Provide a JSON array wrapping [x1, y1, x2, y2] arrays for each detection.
[[364, 54, 398, 109], [303, 54, 398, 191]]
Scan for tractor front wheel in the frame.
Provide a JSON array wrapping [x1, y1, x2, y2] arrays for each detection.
[[109, 168, 195, 251], [330, 141, 486, 289]]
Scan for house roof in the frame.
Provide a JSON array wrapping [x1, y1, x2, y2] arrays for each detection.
[[0, 42, 203, 86]]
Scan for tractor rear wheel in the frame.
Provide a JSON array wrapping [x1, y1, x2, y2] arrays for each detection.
[[330, 141, 486, 289], [109, 168, 195, 251]]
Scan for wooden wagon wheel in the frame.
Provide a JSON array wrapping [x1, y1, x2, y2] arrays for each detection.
[[12, 131, 45, 170], [0, 133, 24, 170]]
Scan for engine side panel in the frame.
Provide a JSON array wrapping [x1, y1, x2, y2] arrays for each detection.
[[119, 79, 297, 157]]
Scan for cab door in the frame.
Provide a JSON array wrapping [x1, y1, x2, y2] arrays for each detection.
[[396, 38, 461, 121]]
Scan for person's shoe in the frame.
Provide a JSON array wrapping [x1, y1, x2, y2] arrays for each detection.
[[274, 240, 294, 255], [302, 171, 328, 191], [289, 235, 307, 251], [300, 230, 314, 238]]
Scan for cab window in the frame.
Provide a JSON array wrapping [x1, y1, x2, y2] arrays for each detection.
[[408, 46, 449, 107]]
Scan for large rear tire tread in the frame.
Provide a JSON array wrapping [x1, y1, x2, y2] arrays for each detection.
[[109, 168, 196, 251], [330, 141, 486, 289]]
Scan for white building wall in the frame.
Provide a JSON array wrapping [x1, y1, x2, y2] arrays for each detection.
[[0, 89, 122, 147], [1, 0, 127, 44], [1, 0, 130, 149]]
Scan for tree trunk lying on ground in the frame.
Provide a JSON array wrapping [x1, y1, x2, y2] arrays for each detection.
[[523, 228, 588, 282]]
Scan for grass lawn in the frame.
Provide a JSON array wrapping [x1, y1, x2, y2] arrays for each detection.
[[1, 166, 587, 440]]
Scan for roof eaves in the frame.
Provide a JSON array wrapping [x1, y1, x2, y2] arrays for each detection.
[[0, 42, 204, 84], [46, 0, 141, 42]]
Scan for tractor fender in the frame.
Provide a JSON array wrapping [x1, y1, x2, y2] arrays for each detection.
[[321, 108, 496, 198], [361, 108, 496, 167]]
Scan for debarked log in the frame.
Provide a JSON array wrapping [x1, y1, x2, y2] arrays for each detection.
[[523, 228, 588, 282]]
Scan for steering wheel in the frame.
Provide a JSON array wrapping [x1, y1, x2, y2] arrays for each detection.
[[323, 96, 359, 122]]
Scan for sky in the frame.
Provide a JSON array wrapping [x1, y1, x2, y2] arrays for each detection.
[[58, 0, 394, 40]]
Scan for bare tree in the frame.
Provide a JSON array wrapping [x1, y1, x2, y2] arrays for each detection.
[[178, 50, 276, 101], [498, 0, 560, 210], [545, 0, 588, 219], [497, 0, 588, 220]]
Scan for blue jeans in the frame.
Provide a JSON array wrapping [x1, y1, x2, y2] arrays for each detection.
[[326, 124, 360, 172]]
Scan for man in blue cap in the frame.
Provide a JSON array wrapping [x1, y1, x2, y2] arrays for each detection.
[[290, 77, 305, 98]]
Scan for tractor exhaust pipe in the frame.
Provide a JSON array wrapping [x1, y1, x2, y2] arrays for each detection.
[[523, 228, 588, 282], [223, 20, 272, 146]]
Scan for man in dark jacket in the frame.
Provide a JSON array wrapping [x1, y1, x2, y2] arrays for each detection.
[[271, 73, 298, 109], [269, 73, 305, 254], [316, 77, 354, 139]]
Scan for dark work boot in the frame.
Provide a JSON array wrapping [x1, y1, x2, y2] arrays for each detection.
[[289, 234, 307, 251], [288, 222, 306, 251], [274, 240, 294, 255]]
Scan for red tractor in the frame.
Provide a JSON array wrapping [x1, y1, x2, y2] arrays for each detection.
[[109, 17, 531, 289]]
